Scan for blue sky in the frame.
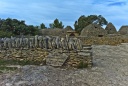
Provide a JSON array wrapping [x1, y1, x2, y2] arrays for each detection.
[[0, 0, 128, 30]]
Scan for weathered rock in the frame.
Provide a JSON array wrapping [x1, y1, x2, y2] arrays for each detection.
[[105, 22, 117, 34], [81, 50, 92, 53], [78, 52, 92, 56], [118, 25, 128, 35], [80, 24, 107, 37], [46, 52, 68, 67]]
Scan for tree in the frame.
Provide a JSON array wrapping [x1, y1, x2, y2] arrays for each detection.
[[49, 18, 64, 28], [0, 18, 40, 36], [27, 25, 39, 35], [13, 24, 27, 35], [40, 23, 46, 29], [0, 18, 13, 31], [49, 23, 54, 28], [74, 15, 108, 33], [0, 18, 5, 28]]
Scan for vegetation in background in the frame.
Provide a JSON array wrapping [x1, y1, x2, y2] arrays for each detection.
[[40, 23, 47, 29], [74, 15, 108, 33], [49, 18, 64, 28], [0, 30, 14, 38], [0, 15, 108, 37], [0, 18, 39, 36]]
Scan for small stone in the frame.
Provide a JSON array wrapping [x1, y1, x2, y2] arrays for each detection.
[[6, 83, 13, 86], [15, 81, 29, 86]]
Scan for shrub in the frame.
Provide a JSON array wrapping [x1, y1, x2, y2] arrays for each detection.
[[77, 61, 88, 69], [0, 30, 14, 38]]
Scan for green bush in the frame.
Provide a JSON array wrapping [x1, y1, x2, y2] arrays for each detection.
[[0, 30, 14, 38]]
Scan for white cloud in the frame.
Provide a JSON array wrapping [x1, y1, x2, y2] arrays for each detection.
[[0, 0, 128, 30]]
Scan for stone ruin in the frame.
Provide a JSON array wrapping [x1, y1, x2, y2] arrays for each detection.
[[118, 25, 128, 35], [46, 44, 93, 68], [80, 24, 107, 37], [0, 35, 93, 68], [105, 22, 117, 34]]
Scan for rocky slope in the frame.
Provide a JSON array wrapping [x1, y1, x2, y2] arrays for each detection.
[[0, 44, 128, 86]]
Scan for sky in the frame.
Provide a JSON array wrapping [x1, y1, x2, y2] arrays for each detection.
[[0, 0, 128, 31]]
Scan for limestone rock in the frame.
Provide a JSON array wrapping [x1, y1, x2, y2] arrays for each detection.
[[46, 52, 68, 67], [78, 52, 92, 56]]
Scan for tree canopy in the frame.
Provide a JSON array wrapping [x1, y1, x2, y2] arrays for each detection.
[[0, 18, 39, 36], [49, 18, 64, 28], [0, 15, 108, 37], [74, 15, 108, 33], [40, 23, 46, 29]]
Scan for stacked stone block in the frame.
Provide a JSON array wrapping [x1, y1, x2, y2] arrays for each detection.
[[0, 35, 93, 68], [78, 36, 128, 45], [77, 45, 93, 68], [64, 45, 93, 68]]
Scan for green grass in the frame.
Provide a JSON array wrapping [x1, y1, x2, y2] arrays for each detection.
[[77, 61, 88, 69], [0, 66, 18, 73], [0, 58, 44, 73], [0, 66, 17, 70], [0, 59, 43, 66]]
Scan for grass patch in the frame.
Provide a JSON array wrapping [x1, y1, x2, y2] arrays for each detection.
[[0, 66, 17, 71], [0, 59, 43, 66], [0, 58, 44, 73], [77, 61, 88, 69], [0, 71, 3, 73], [0, 66, 18, 73]]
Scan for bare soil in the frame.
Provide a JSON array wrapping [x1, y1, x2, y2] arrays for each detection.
[[0, 44, 128, 86]]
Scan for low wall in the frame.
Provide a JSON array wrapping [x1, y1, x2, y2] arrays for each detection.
[[78, 36, 128, 45], [0, 46, 93, 68]]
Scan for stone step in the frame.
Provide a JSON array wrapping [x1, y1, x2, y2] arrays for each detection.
[[69, 51, 78, 53], [83, 47, 92, 50], [82, 45, 92, 47], [78, 52, 92, 56], [70, 54, 78, 56], [81, 50, 92, 53], [46, 58, 68, 67], [46, 53, 68, 67], [70, 55, 76, 57]]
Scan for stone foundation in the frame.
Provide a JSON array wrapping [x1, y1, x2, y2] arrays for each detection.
[[0, 45, 93, 68]]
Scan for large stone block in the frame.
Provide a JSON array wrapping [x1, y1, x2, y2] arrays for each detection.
[[46, 53, 68, 67]]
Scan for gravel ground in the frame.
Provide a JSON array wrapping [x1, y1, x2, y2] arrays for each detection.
[[0, 44, 128, 86]]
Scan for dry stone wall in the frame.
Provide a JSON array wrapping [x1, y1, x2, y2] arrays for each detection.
[[2, 35, 128, 68], [78, 36, 128, 45], [0, 47, 93, 68], [0, 35, 93, 68], [66, 45, 93, 68]]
